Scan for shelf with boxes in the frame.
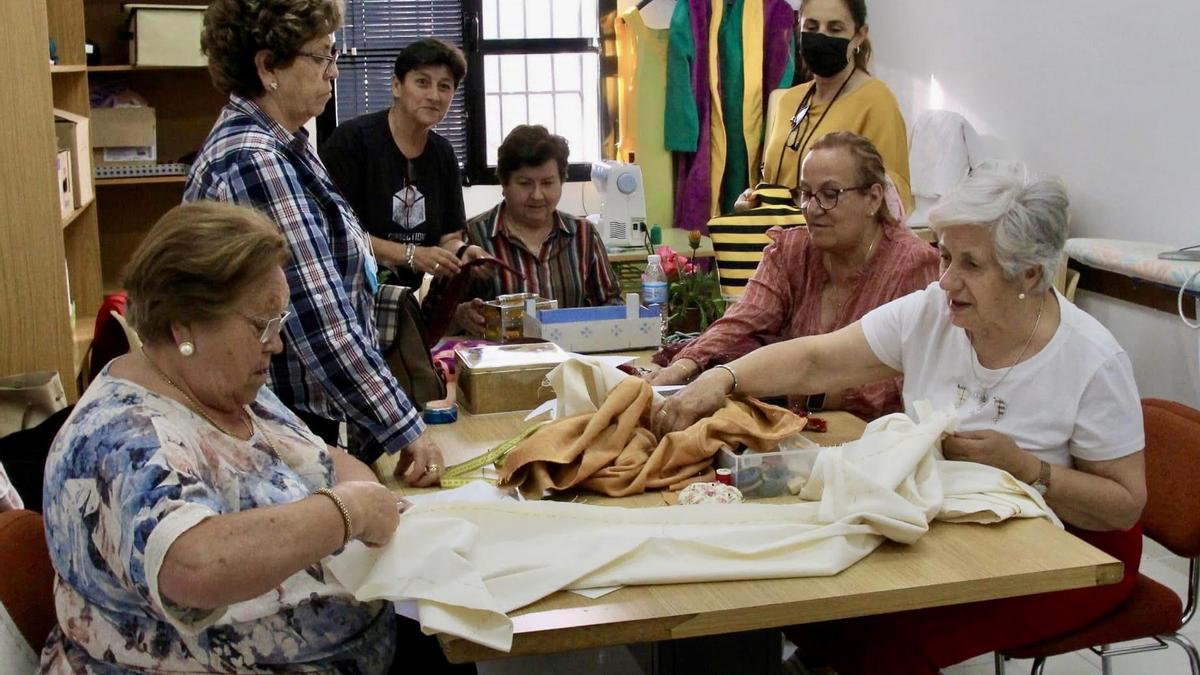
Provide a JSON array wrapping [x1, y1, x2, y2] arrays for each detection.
[[84, 0, 225, 293]]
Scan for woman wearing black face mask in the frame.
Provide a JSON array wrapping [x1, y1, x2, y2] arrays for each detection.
[[743, 0, 912, 215]]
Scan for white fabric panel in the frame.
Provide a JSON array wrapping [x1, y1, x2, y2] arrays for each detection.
[[328, 403, 1055, 652], [0, 601, 38, 675]]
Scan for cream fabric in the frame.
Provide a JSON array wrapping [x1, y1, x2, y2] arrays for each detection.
[[328, 401, 1056, 652]]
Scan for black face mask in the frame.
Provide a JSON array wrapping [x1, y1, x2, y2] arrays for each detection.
[[799, 31, 852, 78]]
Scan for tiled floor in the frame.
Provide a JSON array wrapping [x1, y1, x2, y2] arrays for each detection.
[[477, 537, 1197, 674]]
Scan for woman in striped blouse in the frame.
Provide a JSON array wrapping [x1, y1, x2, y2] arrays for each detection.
[[447, 125, 622, 334]]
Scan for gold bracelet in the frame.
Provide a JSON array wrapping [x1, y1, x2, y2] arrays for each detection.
[[315, 488, 353, 547]]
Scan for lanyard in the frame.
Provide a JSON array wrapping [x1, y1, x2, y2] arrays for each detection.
[[771, 66, 857, 184]]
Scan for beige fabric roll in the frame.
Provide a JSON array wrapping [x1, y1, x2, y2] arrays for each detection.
[[328, 403, 1056, 653]]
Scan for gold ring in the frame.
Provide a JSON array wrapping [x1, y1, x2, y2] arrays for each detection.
[[425, 463, 441, 474]]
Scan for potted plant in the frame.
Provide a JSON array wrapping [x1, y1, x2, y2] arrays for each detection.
[[657, 232, 725, 334]]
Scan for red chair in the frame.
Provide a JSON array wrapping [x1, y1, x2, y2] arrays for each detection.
[[996, 398, 1200, 674], [0, 509, 56, 652]]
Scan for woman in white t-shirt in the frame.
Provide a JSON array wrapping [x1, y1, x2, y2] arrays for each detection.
[[656, 163, 1146, 673]]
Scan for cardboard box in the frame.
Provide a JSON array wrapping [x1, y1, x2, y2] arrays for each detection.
[[53, 109, 94, 208], [56, 151, 74, 217], [522, 293, 662, 352], [125, 4, 207, 67], [455, 342, 571, 414], [91, 106, 157, 168]]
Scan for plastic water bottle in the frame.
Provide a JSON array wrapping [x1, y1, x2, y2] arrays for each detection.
[[642, 254, 669, 343]]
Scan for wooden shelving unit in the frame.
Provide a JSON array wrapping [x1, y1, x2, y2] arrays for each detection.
[[61, 197, 96, 229], [2, 0, 222, 400], [1, 0, 99, 400], [85, 0, 228, 293], [72, 315, 97, 379], [88, 64, 204, 72], [95, 175, 187, 186]]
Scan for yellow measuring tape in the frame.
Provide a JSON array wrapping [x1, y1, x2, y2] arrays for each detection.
[[438, 421, 549, 488]]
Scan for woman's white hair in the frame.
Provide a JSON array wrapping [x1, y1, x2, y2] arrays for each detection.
[[929, 161, 1069, 293]]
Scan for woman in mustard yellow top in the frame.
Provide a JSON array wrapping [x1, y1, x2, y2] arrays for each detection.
[[753, 0, 912, 214]]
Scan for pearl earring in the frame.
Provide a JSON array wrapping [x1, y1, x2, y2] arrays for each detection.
[[179, 341, 195, 357], [1018, 292, 1027, 300]]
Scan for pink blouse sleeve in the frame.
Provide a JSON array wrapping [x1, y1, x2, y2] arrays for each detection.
[[674, 231, 798, 368]]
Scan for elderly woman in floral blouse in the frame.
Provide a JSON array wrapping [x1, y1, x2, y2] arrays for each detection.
[[40, 202, 468, 673]]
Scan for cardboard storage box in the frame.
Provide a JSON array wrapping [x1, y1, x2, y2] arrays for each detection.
[[53, 109, 94, 208], [91, 106, 156, 168], [455, 342, 571, 414], [522, 293, 662, 352], [56, 151, 74, 217], [125, 4, 207, 66]]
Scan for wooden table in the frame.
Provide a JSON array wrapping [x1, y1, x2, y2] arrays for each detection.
[[376, 409, 1123, 667]]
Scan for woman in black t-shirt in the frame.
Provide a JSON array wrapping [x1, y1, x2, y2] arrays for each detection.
[[321, 39, 487, 289]]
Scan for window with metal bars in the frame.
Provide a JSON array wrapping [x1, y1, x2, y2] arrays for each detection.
[[331, 1, 467, 168], [329, 0, 613, 185]]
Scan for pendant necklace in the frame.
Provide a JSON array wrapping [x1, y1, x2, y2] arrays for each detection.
[[822, 226, 881, 326], [958, 293, 1045, 422], [144, 353, 281, 455]]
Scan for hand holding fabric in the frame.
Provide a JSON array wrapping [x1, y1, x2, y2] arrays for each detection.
[[333, 481, 407, 547], [733, 187, 759, 213], [653, 368, 734, 436], [942, 429, 1033, 480]]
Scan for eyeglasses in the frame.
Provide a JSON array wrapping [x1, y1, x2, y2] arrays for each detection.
[[298, 49, 339, 75], [237, 310, 291, 344], [792, 184, 874, 211]]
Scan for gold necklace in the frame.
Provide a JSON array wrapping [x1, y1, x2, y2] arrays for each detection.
[[965, 293, 1046, 407], [143, 353, 280, 455], [824, 226, 882, 311]]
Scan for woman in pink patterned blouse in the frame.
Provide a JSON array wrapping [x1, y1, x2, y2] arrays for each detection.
[[649, 132, 937, 419]]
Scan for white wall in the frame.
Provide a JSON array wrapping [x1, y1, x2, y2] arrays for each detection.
[[869, 0, 1200, 406]]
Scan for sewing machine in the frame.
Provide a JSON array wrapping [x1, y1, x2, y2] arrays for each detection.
[[590, 160, 646, 247]]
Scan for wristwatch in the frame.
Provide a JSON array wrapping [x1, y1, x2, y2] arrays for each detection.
[[1030, 460, 1052, 496]]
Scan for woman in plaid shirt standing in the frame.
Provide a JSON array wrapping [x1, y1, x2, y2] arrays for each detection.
[[184, 0, 450, 489]]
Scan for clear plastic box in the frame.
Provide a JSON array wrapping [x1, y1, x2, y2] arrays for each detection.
[[714, 436, 821, 499]]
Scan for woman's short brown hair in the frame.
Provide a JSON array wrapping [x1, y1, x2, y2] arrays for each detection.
[[496, 125, 570, 184], [201, 0, 343, 97], [394, 38, 467, 89], [125, 201, 290, 344], [807, 130, 897, 228]]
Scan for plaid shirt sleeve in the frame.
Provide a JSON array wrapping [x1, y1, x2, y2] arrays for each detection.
[[218, 150, 424, 453]]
